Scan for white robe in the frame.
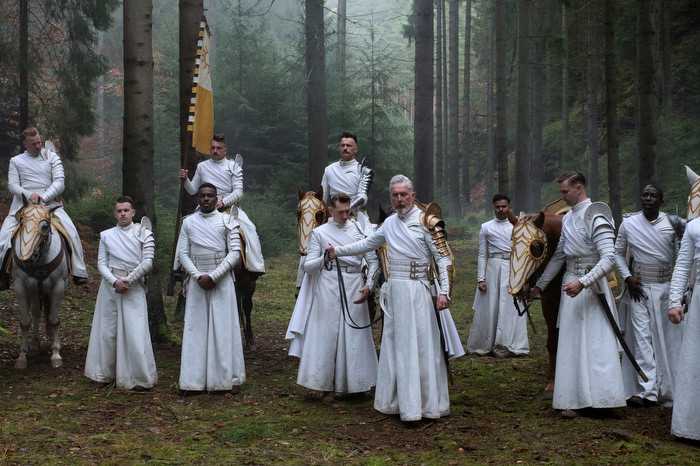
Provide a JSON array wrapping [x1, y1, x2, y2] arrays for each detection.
[[0, 150, 87, 278], [668, 218, 700, 440], [468, 217, 529, 356], [177, 210, 246, 391], [287, 219, 379, 393], [184, 156, 265, 273], [615, 212, 682, 406], [321, 159, 372, 231], [336, 206, 461, 421], [84, 223, 157, 389], [536, 199, 626, 410]]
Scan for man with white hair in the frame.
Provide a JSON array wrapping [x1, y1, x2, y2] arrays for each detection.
[[326, 174, 459, 422]]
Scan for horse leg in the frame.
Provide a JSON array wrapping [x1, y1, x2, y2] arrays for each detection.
[[47, 292, 63, 368], [242, 282, 255, 351], [15, 293, 33, 369], [30, 294, 42, 352], [541, 287, 560, 395]]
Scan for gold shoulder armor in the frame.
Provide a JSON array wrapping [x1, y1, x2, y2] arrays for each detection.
[[419, 202, 455, 297]]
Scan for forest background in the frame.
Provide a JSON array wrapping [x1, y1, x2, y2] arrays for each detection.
[[1, 0, 699, 281]]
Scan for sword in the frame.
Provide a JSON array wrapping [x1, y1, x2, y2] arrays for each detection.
[[588, 272, 649, 383]]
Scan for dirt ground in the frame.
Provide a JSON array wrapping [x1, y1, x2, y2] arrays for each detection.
[[0, 218, 698, 463]]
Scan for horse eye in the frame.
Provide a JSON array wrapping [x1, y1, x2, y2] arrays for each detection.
[[39, 220, 49, 234], [315, 212, 325, 225], [530, 240, 545, 259]]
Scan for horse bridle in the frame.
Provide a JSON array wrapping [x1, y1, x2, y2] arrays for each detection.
[[324, 250, 382, 330]]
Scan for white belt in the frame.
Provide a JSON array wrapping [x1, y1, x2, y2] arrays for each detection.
[[327, 264, 362, 274], [632, 262, 672, 284], [566, 257, 598, 276], [193, 252, 227, 272], [389, 260, 430, 280], [488, 252, 510, 260]]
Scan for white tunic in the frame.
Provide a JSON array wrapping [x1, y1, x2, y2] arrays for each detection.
[[668, 218, 700, 440], [615, 212, 682, 406], [184, 156, 265, 273], [536, 199, 626, 410], [468, 217, 529, 356], [287, 219, 379, 393], [321, 159, 372, 231], [336, 206, 458, 421], [177, 210, 245, 391], [0, 150, 87, 277], [84, 223, 157, 389]]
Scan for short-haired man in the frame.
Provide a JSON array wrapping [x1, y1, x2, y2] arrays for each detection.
[[177, 183, 245, 393], [615, 185, 683, 407], [467, 194, 529, 357], [530, 171, 626, 418], [84, 196, 157, 391], [178, 133, 265, 275], [0, 127, 88, 288], [321, 131, 374, 232], [327, 175, 463, 422], [286, 193, 379, 403]]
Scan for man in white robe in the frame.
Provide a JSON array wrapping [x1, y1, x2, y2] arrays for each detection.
[[327, 175, 462, 422], [321, 131, 373, 233], [468, 194, 529, 357], [178, 133, 265, 275], [668, 215, 700, 441], [615, 185, 682, 407], [84, 196, 157, 391], [0, 127, 88, 289], [530, 171, 626, 418], [286, 194, 379, 403], [177, 183, 245, 393]]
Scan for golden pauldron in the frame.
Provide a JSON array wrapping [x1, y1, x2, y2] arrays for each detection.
[[417, 201, 455, 296]]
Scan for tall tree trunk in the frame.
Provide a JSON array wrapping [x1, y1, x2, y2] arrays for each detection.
[[605, 0, 621, 227], [305, 0, 328, 188], [587, 0, 599, 200], [515, 0, 531, 210], [123, 0, 168, 341], [413, 0, 434, 200], [495, 0, 508, 196], [486, 4, 496, 215], [448, 0, 461, 217], [337, 0, 347, 119], [636, 0, 658, 198], [529, 0, 544, 211], [435, 0, 444, 193], [441, 2, 449, 187], [461, 0, 472, 206], [19, 0, 28, 129], [660, 2, 671, 110], [561, 3, 569, 167]]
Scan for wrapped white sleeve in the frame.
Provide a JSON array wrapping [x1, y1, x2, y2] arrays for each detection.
[[208, 226, 241, 283], [669, 230, 695, 308], [303, 229, 325, 273], [177, 225, 201, 280], [43, 153, 65, 201], [221, 161, 244, 207], [613, 222, 632, 281], [126, 230, 155, 283], [476, 227, 487, 282], [97, 239, 118, 286], [578, 217, 615, 288]]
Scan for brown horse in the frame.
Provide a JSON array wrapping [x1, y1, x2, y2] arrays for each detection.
[[507, 203, 567, 394]]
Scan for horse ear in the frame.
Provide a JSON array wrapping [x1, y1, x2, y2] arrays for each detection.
[[507, 211, 518, 225], [48, 205, 61, 213], [534, 212, 546, 228], [22, 193, 29, 208], [297, 186, 305, 200], [687, 165, 700, 184], [314, 185, 324, 201]]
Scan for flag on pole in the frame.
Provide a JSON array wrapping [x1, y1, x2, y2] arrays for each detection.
[[188, 16, 214, 154]]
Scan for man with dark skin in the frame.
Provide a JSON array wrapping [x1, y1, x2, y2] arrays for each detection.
[[614, 185, 683, 407], [177, 183, 246, 394]]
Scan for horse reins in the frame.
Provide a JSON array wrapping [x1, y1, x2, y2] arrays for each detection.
[[324, 250, 382, 330]]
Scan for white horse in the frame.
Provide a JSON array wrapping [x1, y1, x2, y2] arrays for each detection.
[[686, 165, 700, 221], [12, 197, 69, 369]]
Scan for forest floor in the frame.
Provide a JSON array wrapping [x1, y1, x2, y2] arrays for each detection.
[[0, 218, 698, 464]]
